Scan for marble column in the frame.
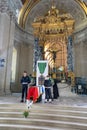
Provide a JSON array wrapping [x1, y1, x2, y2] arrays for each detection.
[[0, 13, 15, 95], [33, 38, 42, 72], [67, 36, 74, 72]]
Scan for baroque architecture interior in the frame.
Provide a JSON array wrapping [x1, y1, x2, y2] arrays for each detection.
[[0, 0, 87, 93], [32, 4, 74, 73], [0, 2, 87, 130]]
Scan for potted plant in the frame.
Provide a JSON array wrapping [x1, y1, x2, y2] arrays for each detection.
[[23, 110, 29, 118]]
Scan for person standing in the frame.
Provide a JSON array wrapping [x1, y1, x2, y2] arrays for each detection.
[[20, 71, 30, 102], [44, 75, 52, 103], [53, 79, 59, 99]]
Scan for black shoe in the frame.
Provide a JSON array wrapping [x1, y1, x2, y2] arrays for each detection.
[[20, 100, 24, 103]]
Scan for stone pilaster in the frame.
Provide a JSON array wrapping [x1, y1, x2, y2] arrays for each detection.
[[74, 27, 87, 77], [0, 13, 15, 95]]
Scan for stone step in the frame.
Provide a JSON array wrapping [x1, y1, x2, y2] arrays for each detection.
[[0, 118, 87, 130], [0, 104, 87, 117], [0, 107, 26, 112], [0, 103, 87, 112], [0, 112, 87, 124], [31, 107, 87, 117], [32, 104, 87, 111], [0, 110, 87, 118], [0, 103, 26, 109], [0, 103, 87, 130], [0, 106, 87, 118], [0, 110, 87, 129], [0, 112, 23, 118], [0, 124, 76, 130], [29, 113, 87, 124], [31, 110, 87, 117], [0, 113, 87, 124], [0, 106, 87, 117]]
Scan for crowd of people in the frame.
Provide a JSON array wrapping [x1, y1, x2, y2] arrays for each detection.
[[20, 71, 59, 105]]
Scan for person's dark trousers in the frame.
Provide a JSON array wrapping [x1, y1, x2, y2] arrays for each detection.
[[21, 85, 28, 102], [36, 95, 42, 102], [45, 88, 52, 100]]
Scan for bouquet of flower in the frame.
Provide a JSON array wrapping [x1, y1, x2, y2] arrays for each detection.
[[23, 110, 29, 118]]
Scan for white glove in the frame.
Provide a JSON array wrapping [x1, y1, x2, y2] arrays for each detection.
[[26, 100, 33, 109]]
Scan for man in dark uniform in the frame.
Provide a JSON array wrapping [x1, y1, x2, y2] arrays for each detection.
[[20, 71, 30, 102], [44, 75, 52, 103]]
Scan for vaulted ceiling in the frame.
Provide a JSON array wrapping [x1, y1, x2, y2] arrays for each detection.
[[19, 0, 87, 33]]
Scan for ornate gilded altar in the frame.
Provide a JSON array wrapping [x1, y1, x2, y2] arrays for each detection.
[[32, 3, 75, 77]]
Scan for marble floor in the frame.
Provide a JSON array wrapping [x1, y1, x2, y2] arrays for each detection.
[[54, 83, 87, 107], [0, 83, 87, 107]]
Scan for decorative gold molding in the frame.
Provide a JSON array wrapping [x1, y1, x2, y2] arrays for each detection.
[[75, 0, 87, 16], [18, 0, 40, 28], [18, 0, 87, 28], [23, 0, 40, 28], [18, 0, 29, 26]]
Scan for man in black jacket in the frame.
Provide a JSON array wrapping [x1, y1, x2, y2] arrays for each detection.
[[44, 75, 52, 103], [20, 71, 30, 102]]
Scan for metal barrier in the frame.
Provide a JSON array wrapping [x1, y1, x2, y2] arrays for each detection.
[[74, 77, 87, 95]]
